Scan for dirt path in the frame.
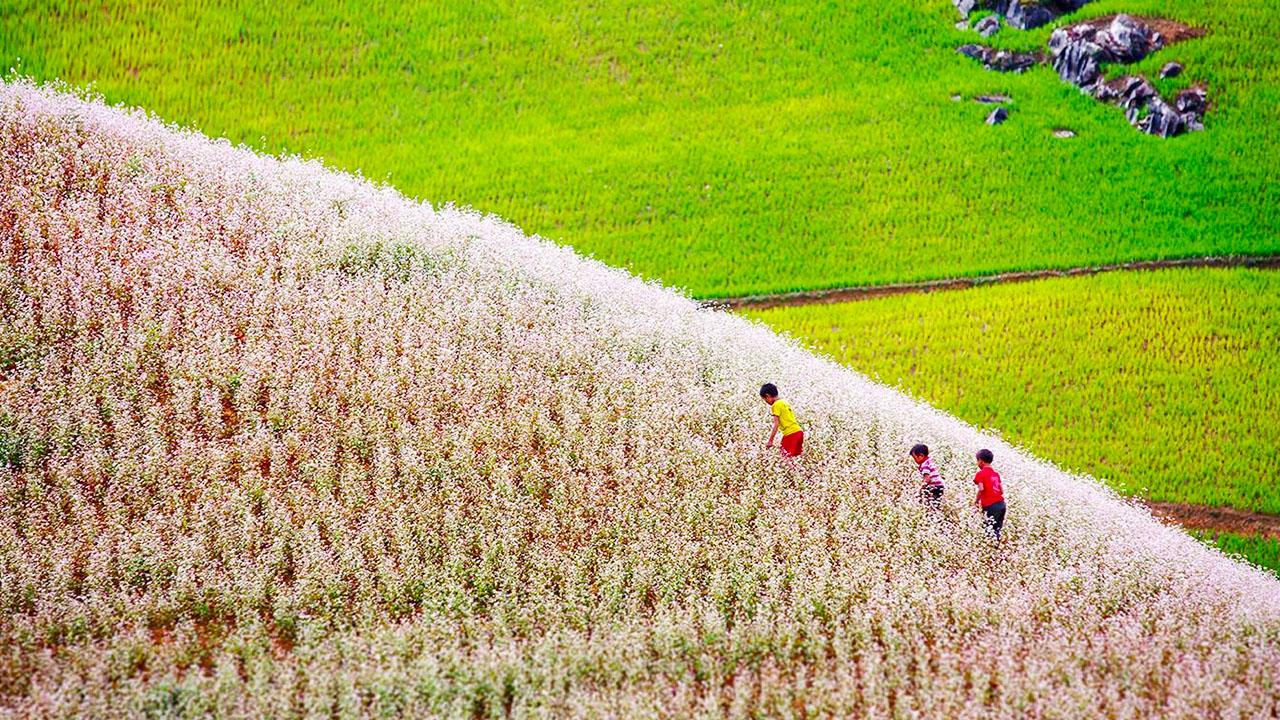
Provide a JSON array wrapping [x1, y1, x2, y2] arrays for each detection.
[[1144, 501, 1280, 539], [708, 255, 1280, 310]]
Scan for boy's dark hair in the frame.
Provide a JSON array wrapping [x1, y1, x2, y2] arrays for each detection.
[[976, 449, 994, 463], [759, 383, 778, 398], [910, 444, 929, 457]]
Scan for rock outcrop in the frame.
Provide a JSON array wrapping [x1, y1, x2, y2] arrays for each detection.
[[1047, 16, 1207, 136], [956, 10, 1210, 138]]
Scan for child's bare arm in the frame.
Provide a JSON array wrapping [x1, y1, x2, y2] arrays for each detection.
[[766, 415, 780, 447]]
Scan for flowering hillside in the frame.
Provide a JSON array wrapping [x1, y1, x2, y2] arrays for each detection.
[[2, 80, 1278, 717]]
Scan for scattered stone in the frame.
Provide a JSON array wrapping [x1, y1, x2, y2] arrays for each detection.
[[951, 94, 964, 101], [1159, 61, 1183, 78], [955, 0, 978, 18], [975, 94, 1011, 103], [989, 49, 1040, 72], [986, 106, 1010, 125], [1052, 128, 1076, 138], [956, 20, 971, 30], [957, 44, 1042, 73], [974, 15, 1001, 37]]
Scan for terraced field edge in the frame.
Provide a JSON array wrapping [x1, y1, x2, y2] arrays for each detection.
[[710, 255, 1280, 310]]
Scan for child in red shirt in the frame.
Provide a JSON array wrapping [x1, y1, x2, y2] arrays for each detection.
[[973, 448, 1006, 540]]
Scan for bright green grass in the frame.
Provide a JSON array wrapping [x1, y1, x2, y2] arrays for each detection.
[[747, 268, 1280, 513], [4, 1, 1279, 297], [1194, 531, 1280, 577]]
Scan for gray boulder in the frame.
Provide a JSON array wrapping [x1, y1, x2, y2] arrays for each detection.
[[1137, 97, 1185, 137], [1049, 15, 1165, 89], [1102, 15, 1163, 64], [1049, 14, 1162, 67], [1175, 87, 1207, 115], [1159, 61, 1184, 79], [986, 107, 1010, 124], [1114, 76, 1159, 121], [955, 0, 978, 18], [1047, 22, 1095, 56], [1004, 1, 1056, 30], [1051, 39, 1103, 88], [975, 15, 1001, 37]]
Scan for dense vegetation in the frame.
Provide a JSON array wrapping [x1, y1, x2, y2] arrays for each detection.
[[4, 0, 1279, 296], [4, 80, 1280, 718], [749, 268, 1280, 514]]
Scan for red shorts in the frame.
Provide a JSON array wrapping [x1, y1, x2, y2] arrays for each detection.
[[780, 431, 804, 457]]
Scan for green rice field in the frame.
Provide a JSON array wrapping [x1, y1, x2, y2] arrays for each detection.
[[1197, 531, 1280, 577], [4, 0, 1279, 296], [748, 268, 1280, 514]]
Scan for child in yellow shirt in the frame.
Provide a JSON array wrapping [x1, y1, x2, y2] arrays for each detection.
[[760, 383, 804, 457]]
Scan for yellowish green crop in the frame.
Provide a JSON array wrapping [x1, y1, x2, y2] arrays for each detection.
[[748, 268, 1280, 514], [1196, 531, 1280, 578], [4, 0, 1279, 297]]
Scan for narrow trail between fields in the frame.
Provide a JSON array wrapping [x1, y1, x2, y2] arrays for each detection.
[[1145, 501, 1280, 540], [707, 255, 1280, 310]]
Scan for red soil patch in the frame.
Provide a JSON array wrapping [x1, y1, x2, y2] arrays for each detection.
[[1144, 501, 1280, 539]]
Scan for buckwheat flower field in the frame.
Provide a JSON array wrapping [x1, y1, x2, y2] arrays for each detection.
[[2, 80, 1279, 717]]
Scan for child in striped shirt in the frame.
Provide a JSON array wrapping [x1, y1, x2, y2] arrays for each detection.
[[910, 444, 943, 509]]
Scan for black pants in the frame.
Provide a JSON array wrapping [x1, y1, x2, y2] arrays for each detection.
[[920, 484, 943, 509], [983, 501, 1006, 539]]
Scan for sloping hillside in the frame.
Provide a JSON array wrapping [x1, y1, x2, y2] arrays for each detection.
[[2, 81, 1278, 717]]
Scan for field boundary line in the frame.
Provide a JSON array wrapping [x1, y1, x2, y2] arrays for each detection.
[[707, 255, 1280, 310], [1144, 501, 1280, 540]]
